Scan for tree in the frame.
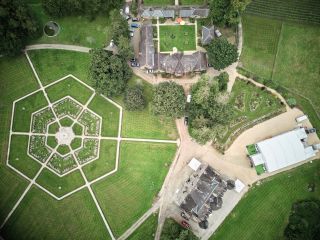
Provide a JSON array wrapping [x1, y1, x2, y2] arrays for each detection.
[[117, 35, 134, 60], [152, 82, 185, 118], [161, 218, 199, 240], [209, 0, 251, 25], [215, 72, 229, 91], [124, 85, 146, 111], [108, 9, 130, 44], [1, 0, 41, 56], [284, 199, 320, 240], [89, 48, 132, 96], [206, 38, 238, 70]]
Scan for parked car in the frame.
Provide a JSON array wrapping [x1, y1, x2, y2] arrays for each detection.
[[131, 62, 140, 67], [130, 32, 134, 37], [181, 221, 190, 229], [130, 58, 136, 63], [132, 17, 140, 22], [129, 28, 135, 32], [131, 23, 140, 28], [306, 128, 316, 134], [184, 116, 189, 126]]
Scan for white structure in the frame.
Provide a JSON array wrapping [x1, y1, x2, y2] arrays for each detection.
[[250, 128, 318, 173], [188, 158, 201, 171], [234, 179, 245, 193], [296, 115, 308, 123]]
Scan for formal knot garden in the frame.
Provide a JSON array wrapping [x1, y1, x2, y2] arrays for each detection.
[[2, 50, 178, 239], [28, 96, 102, 176]]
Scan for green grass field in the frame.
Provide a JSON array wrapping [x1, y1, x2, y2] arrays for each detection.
[[29, 4, 110, 48], [180, 0, 205, 5], [8, 135, 41, 178], [28, 49, 90, 86], [82, 140, 117, 181], [36, 169, 85, 197], [115, 76, 178, 140], [128, 212, 158, 240], [45, 77, 93, 104], [88, 95, 120, 137], [159, 25, 196, 52], [93, 142, 176, 237], [210, 160, 320, 240], [1, 187, 111, 240], [143, 0, 174, 6]]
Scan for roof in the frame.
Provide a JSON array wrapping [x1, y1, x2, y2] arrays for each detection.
[[141, 8, 174, 18], [179, 7, 209, 18], [158, 51, 207, 76], [188, 158, 201, 171], [235, 179, 245, 193], [256, 128, 316, 172], [139, 24, 155, 69], [202, 26, 215, 45]]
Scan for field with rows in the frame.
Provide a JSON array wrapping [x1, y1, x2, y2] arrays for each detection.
[[245, 0, 320, 24]]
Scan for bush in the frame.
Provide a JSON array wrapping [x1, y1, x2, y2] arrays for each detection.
[[216, 72, 229, 92], [206, 38, 238, 70], [286, 98, 297, 108], [124, 85, 146, 111], [152, 82, 185, 118]]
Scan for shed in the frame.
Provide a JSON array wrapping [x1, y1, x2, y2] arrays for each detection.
[[188, 158, 201, 171]]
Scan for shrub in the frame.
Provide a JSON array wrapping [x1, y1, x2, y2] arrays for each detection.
[[286, 98, 297, 108], [124, 85, 146, 111]]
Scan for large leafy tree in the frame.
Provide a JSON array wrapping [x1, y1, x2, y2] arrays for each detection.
[[124, 85, 146, 111], [209, 0, 251, 25], [117, 35, 134, 60], [108, 9, 130, 44], [89, 48, 132, 96], [206, 38, 238, 70], [0, 0, 41, 56], [152, 82, 185, 118]]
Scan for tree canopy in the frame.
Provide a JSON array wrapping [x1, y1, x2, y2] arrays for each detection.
[[188, 75, 233, 144], [89, 48, 132, 97], [161, 218, 198, 240], [117, 35, 134, 60], [42, 0, 122, 18], [152, 82, 185, 118], [0, 0, 41, 56], [206, 38, 238, 70], [284, 199, 320, 240], [108, 9, 130, 45], [209, 0, 251, 25], [124, 85, 146, 111]]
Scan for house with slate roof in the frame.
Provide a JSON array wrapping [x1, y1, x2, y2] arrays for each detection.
[[201, 26, 215, 45]]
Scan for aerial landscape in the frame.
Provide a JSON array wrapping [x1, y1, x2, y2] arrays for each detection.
[[0, 0, 319, 239]]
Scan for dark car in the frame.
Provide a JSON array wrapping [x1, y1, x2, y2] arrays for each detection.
[[181, 221, 190, 229], [131, 62, 140, 67], [132, 17, 140, 22], [306, 128, 316, 134], [184, 116, 189, 126], [131, 23, 140, 28], [130, 58, 136, 63]]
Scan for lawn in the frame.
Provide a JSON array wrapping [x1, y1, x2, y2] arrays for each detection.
[[210, 160, 320, 240], [82, 140, 117, 181], [1, 187, 111, 240], [8, 135, 41, 179], [92, 142, 177, 237], [212, 78, 284, 146], [114, 76, 178, 140], [45, 76, 93, 104], [12, 90, 47, 132], [180, 0, 206, 5], [88, 95, 120, 137], [159, 25, 196, 52], [29, 4, 110, 48], [0, 55, 41, 223], [128, 212, 158, 240], [28, 49, 91, 86], [143, 0, 174, 6], [36, 168, 85, 197]]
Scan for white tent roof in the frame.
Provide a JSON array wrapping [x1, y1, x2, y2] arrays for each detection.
[[250, 153, 264, 166], [257, 128, 316, 172], [235, 179, 245, 193], [188, 158, 201, 171]]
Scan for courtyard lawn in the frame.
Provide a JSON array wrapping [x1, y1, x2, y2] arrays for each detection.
[[180, 0, 206, 5], [114, 76, 177, 140], [92, 142, 177, 237], [159, 25, 196, 52], [143, 0, 174, 6], [1, 187, 111, 240], [12, 90, 48, 132], [29, 4, 110, 48], [88, 95, 120, 137], [211, 78, 284, 146], [45, 77, 93, 105], [36, 168, 85, 197], [8, 135, 41, 179], [241, 15, 282, 79], [28, 49, 91, 86], [82, 140, 117, 181], [128, 212, 158, 240], [0, 55, 41, 223], [210, 160, 320, 240]]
